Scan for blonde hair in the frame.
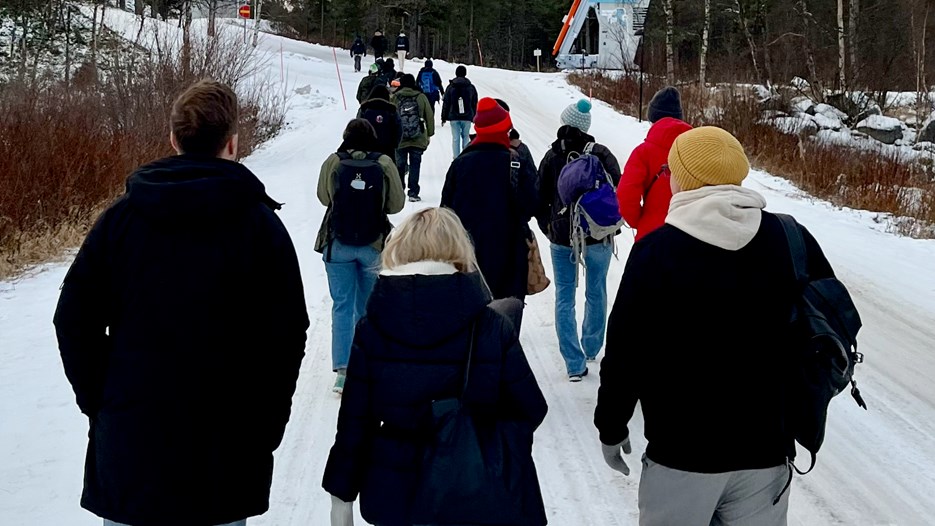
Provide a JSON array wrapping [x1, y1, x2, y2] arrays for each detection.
[[382, 207, 479, 273]]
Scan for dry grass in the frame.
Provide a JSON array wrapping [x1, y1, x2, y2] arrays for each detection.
[[569, 72, 935, 238], [0, 26, 286, 280]]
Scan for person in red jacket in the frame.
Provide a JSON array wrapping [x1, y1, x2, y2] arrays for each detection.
[[616, 87, 692, 242]]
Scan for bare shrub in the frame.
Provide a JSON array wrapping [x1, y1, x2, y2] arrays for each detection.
[[568, 71, 935, 238], [0, 24, 286, 279]]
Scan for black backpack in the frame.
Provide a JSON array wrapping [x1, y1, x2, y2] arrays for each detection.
[[778, 214, 867, 475], [447, 83, 470, 120], [398, 95, 422, 140], [330, 152, 386, 247], [360, 107, 396, 150]]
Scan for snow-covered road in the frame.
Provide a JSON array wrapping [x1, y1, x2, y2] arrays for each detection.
[[2, 17, 935, 525]]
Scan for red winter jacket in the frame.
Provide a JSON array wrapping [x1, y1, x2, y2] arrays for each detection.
[[617, 118, 692, 242]]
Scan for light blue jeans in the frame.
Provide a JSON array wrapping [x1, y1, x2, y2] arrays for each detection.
[[105, 522, 245, 526], [325, 240, 381, 371], [450, 120, 472, 158], [550, 242, 613, 376]]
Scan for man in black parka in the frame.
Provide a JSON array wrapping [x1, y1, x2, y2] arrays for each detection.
[[53, 80, 310, 526], [441, 98, 537, 317]]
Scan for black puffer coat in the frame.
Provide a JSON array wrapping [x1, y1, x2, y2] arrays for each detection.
[[322, 271, 548, 525], [441, 140, 538, 300], [536, 125, 621, 247], [54, 155, 309, 526]]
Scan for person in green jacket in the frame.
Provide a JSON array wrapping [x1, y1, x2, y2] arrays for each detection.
[[315, 119, 405, 394], [392, 74, 435, 202]]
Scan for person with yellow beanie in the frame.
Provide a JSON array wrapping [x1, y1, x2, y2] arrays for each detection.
[[596, 126, 839, 525]]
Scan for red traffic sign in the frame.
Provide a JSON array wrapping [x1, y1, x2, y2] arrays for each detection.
[[238, 5, 251, 18]]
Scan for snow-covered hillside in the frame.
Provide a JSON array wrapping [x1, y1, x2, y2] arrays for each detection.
[[2, 11, 935, 525]]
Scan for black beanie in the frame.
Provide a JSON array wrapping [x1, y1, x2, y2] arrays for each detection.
[[456, 65, 467, 77], [400, 74, 417, 89], [648, 87, 683, 123]]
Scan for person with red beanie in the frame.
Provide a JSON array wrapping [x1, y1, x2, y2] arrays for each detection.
[[441, 97, 538, 329], [616, 87, 692, 242]]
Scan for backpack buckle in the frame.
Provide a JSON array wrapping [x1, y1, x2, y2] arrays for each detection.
[[510, 162, 521, 169], [854, 351, 864, 364]]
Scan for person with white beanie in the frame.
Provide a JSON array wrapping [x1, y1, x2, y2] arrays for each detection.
[[596, 126, 838, 525], [535, 98, 621, 381]]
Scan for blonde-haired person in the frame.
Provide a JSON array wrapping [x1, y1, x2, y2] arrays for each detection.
[[323, 207, 549, 526]]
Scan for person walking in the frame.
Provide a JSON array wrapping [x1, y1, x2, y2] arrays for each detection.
[[323, 207, 548, 526], [536, 99, 621, 381], [316, 119, 406, 394], [53, 80, 310, 526], [417, 59, 445, 113], [395, 31, 410, 73], [596, 126, 837, 525], [617, 87, 692, 241], [369, 30, 388, 60], [441, 97, 537, 328], [393, 74, 434, 202], [380, 58, 398, 86], [442, 65, 478, 158], [350, 35, 367, 72], [356, 63, 382, 104], [357, 85, 402, 159]]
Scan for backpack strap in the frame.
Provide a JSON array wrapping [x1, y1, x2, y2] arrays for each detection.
[[582, 142, 595, 155], [336, 151, 352, 161], [365, 151, 384, 161], [776, 213, 808, 286], [509, 149, 521, 191]]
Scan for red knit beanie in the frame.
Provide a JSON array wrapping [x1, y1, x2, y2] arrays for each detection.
[[473, 97, 513, 135]]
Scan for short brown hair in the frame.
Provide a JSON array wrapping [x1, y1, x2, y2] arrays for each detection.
[[170, 80, 238, 156]]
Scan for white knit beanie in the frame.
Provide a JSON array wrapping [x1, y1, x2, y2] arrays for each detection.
[[561, 99, 593, 133]]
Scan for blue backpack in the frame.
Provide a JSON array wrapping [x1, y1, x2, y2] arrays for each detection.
[[420, 71, 436, 94], [557, 143, 625, 261]]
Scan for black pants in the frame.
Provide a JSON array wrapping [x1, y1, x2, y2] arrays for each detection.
[[354, 54, 362, 72], [489, 297, 525, 334]]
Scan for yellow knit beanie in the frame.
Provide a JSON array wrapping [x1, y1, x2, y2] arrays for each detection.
[[668, 126, 750, 192]]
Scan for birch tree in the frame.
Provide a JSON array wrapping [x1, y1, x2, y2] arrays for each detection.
[[664, 0, 674, 83], [700, 0, 710, 87]]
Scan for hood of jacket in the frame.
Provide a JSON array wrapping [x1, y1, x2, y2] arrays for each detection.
[[125, 155, 279, 226], [360, 98, 397, 113], [666, 185, 767, 251], [550, 124, 596, 154], [366, 271, 492, 348], [448, 76, 473, 87], [645, 117, 693, 151], [394, 87, 422, 98]]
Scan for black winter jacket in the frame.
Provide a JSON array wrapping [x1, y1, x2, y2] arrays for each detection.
[[370, 35, 388, 56], [396, 35, 410, 51], [442, 77, 479, 122], [595, 212, 834, 474], [53, 155, 309, 526], [357, 98, 403, 158], [351, 39, 367, 55], [536, 125, 621, 247], [322, 271, 548, 525], [441, 140, 538, 300]]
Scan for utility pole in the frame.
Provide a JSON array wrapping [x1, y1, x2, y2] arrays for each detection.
[[253, 0, 262, 47]]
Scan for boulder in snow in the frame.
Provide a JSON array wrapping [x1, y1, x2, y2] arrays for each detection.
[[919, 116, 935, 145], [855, 115, 905, 145], [791, 96, 816, 116], [815, 103, 849, 122], [773, 115, 818, 136], [812, 112, 843, 131]]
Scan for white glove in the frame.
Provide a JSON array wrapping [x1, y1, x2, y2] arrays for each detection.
[[601, 438, 632, 476], [330, 494, 354, 526]]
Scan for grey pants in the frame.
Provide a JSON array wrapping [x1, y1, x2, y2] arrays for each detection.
[[638, 455, 790, 526], [105, 521, 245, 526]]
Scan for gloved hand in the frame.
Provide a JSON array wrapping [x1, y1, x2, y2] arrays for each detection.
[[330, 494, 354, 526], [601, 438, 632, 476]]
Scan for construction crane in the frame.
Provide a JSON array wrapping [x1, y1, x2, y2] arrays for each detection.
[[552, 0, 650, 70]]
